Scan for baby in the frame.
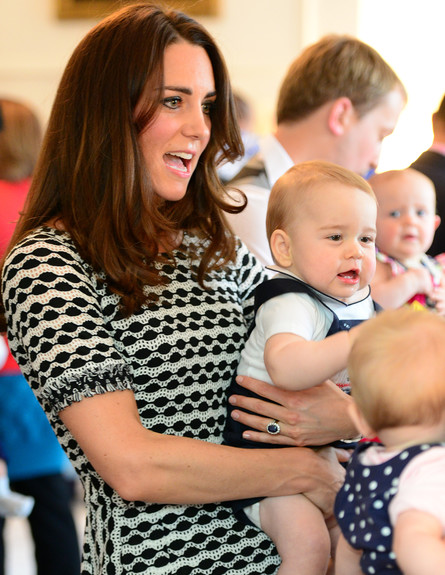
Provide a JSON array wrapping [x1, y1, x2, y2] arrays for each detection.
[[225, 161, 378, 575], [335, 308, 445, 575], [370, 168, 445, 313]]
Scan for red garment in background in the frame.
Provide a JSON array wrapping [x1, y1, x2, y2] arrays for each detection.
[[0, 178, 30, 255], [0, 177, 31, 374]]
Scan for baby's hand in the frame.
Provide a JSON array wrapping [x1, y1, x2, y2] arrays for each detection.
[[426, 284, 445, 316], [408, 267, 433, 294]]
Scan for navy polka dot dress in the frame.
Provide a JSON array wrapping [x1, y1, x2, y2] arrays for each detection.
[[335, 441, 439, 574]]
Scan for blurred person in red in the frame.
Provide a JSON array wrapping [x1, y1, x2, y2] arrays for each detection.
[[0, 98, 80, 575]]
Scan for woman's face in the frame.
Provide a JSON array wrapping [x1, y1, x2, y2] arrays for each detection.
[[139, 40, 216, 202]]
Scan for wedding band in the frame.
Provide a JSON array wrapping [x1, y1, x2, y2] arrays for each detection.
[[266, 420, 280, 435]]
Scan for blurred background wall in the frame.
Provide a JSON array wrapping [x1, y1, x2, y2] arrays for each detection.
[[1, 0, 443, 171]]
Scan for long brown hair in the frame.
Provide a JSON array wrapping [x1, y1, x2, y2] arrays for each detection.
[[0, 3, 244, 326]]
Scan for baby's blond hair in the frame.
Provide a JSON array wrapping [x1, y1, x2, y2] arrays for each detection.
[[369, 168, 436, 209], [266, 160, 375, 244], [349, 308, 445, 431]]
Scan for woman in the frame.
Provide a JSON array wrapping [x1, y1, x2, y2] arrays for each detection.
[[0, 5, 350, 574]]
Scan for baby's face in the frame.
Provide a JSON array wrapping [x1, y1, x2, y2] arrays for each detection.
[[287, 183, 377, 303], [375, 176, 439, 263]]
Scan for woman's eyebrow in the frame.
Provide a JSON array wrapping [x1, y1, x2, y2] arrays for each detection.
[[164, 85, 192, 95], [164, 86, 217, 98]]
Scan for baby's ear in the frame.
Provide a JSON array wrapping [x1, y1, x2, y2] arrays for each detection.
[[348, 401, 376, 439], [270, 229, 292, 268], [434, 214, 441, 231]]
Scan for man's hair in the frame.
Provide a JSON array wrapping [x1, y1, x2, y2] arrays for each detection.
[[277, 34, 406, 125], [0, 98, 42, 181], [266, 160, 375, 243], [349, 308, 445, 431]]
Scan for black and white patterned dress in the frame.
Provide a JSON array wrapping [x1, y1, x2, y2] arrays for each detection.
[[2, 227, 280, 574]]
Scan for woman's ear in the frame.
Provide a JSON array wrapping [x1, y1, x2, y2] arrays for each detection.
[[270, 229, 293, 268], [328, 97, 355, 136], [348, 401, 377, 439]]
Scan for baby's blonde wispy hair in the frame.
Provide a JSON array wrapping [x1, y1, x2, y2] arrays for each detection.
[[266, 160, 375, 243], [349, 308, 445, 431]]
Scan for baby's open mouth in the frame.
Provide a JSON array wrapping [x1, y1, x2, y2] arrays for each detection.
[[338, 270, 359, 280]]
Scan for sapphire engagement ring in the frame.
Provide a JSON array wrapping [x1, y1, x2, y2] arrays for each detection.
[[266, 420, 281, 435]]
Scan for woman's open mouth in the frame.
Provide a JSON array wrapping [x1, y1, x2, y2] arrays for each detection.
[[164, 152, 193, 174]]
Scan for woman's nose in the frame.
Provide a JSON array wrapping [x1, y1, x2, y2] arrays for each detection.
[[182, 108, 211, 140]]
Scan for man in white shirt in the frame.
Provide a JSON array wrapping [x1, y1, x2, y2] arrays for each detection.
[[226, 35, 407, 266]]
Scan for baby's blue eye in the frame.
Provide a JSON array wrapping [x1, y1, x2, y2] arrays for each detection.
[[389, 210, 401, 218], [329, 235, 342, 241]]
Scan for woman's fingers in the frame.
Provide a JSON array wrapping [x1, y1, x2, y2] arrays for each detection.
[[230, 375, 357, 446], [230, 408, 298, 446]]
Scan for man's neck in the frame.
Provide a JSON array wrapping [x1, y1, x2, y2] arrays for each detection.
[[275, 106, 335, 165]]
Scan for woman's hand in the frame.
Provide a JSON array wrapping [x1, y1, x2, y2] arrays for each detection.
[[294, 446, 349, 520], [229, 376, 357, 446]]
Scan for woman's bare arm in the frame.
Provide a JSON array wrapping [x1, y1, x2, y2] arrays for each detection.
[[229, 376, 358, 446], [59, 389, 345, 516]]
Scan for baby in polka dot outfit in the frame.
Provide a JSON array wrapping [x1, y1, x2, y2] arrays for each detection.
[[334, 307, 445, 575]]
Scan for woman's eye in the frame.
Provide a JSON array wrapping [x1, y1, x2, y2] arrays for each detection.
[[202, 101, 216, 115], [163, 97, 181, 109]]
